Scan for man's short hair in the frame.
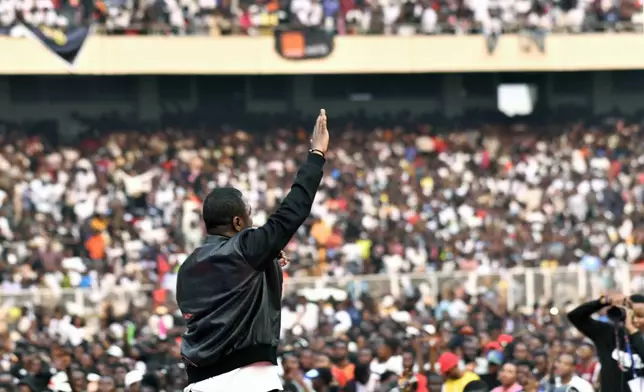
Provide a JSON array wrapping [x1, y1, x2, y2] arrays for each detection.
[[515, 359, 534, 369], [354, 363, 370, 381], [631, 294, 644, 304], [383, 338, 400, 352], [202, 187, 246, 231]]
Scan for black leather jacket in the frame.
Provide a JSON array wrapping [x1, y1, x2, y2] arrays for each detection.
[[176, 152, 325, 383]]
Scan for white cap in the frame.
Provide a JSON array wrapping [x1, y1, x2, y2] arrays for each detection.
[[125, 370, 144, 387], [49, 372, 72, 392], [106, 345, 124, 358]]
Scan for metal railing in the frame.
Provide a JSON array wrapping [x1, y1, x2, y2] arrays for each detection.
[[284, 263, 633, 309], [0, 263, 635, 313]]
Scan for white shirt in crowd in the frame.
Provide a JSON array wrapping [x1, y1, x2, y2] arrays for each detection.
[[555, 375, 595, 392], [291, 0, 323, 26], [370, 355, 404, 377], [447, 298, 469, 321]]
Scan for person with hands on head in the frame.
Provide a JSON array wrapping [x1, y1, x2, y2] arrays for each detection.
[[567, 293, 644, 392], [177, 109, 329, 392]]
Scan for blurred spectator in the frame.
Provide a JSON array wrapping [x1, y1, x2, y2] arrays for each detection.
[[490, 362, 521, 392], [438, 351, 480, 391], [551, 352, 595, 392]]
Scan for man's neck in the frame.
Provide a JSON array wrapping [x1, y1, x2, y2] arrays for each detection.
[[561, 374, 573, 385]]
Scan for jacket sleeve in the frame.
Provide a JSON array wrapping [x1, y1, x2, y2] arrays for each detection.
[[238, 152, 325, 269], [629, 331, 644, 360], [566, 299, 613, 342]]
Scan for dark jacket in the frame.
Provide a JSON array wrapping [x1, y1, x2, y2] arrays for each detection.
[[176, 152, 325, 383], [567, 299, 644, 392]]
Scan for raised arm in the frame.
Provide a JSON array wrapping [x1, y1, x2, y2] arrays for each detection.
[[567, 297, 614, 342], [240, 109, 329, 269]]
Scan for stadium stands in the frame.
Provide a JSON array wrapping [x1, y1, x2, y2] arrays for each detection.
[[0, 14, 643, 392], [0, 111, 641, 390], [0, 0, 642, 36]]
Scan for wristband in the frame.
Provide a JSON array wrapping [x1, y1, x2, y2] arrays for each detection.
[[309, 149, 325, 158]]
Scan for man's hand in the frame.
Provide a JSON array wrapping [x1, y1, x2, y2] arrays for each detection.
[[411, 336, 421, 351], [625, 307, 638, 334], [278, 251, 288, 267], [310, 109, 329, 154], [604, 293, 630, 307]]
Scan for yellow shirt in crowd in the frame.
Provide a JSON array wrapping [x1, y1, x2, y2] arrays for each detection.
[[441, 371, 480, 392]]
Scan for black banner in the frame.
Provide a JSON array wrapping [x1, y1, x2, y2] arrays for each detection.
[[25, 24, 91, 67], [274, 27, 334, 60]]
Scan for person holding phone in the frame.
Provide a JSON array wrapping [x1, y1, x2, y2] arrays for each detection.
[[567, 294, 644, 392]]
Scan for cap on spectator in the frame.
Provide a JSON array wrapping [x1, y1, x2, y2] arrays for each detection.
[[486, 350, 504, 366], [497, 334, 514, 347], [437, 352, 460, 376], [459, 326, 474, 335], [106, 345, 124, 358], [125, 370, 144, 387], [48, 372, 72, 392], [305, 368, 333, 384], [484, 341, 502, 352]]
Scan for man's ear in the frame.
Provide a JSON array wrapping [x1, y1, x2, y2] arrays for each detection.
[[232, 216, 244, 232]]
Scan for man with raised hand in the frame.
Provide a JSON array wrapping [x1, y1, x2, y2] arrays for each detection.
[[177, 110, 329, 392]]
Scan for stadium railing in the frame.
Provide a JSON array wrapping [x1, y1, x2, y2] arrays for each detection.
[[0, 264, 634, 314]]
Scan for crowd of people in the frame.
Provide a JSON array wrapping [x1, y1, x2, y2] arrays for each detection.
[[0, 277, 624, 392], [1, 118, 643, 292], [1, 117, 644, 297], [0, 0, 642, 37], [0, 116, 642, 390]]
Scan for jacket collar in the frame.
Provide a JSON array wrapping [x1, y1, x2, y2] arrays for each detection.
[[205, 234, 231, 243]]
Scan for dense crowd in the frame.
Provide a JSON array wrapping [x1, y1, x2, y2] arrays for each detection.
[[0, 279, 614, 392], [0, 0, 642, 36], [0, 117, 642, 391], [1, 119, 643, 296]]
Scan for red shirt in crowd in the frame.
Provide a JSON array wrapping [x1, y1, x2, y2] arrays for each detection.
[[577, 360, 601, 385]]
